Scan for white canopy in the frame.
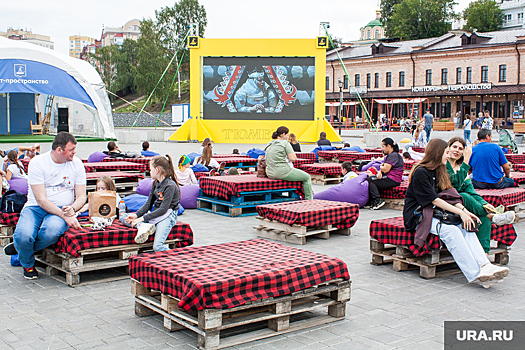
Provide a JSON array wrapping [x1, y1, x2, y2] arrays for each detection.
[[374, 98, 428, 104], [0, 37, 115, 139]]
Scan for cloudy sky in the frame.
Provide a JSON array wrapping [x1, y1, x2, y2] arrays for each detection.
[[3, 0, 474, 55]]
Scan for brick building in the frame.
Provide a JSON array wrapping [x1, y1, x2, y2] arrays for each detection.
[[326, 29, 525, 126]]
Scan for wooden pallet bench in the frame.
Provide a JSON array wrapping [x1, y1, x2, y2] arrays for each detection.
[[34, 239, 182, 286], [0, 224, 15, 247], [310, 174, 343, 185], [197, 189, 300, 217], [370, 238, 509, 279], [254, 217, 351, 245], [131, 278, 351, 350]]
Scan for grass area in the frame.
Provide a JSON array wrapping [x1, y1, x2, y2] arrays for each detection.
[[0, 135, 112, 143], [115, 80, 190, 113]]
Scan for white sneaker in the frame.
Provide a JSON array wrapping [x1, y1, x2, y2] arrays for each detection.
[[134, 223, 156, 244], [492, 211, 515, 226], [478, 263, 509, 282]]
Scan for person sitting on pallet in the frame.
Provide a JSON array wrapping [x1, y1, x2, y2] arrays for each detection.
[[0, 150, 28, 180], [193, 145, 222, 171], [447, 137, 515, 256], [265, 126, 313, 200], [141, 141, 160, 157], [470, 129, 514, 190], [404, 138, 509, 287], [365, 138, 404, 210], [175, 155, 197, 186], [4, 132, 86, 280]]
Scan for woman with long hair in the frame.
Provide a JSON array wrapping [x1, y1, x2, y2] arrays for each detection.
[[198, 138, 212, 155], [447, 137, 515, 254], [404, 139, 509, 285], [0, 150, 28, 180], [265, 126, 313, 200], [193, 145, 220, 170], [463, 115, 472, 144], [288, 133, 301, 152], [404, 123, 427, 151]]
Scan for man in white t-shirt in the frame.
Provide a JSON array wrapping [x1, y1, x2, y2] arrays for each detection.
[[4, 132, 86, 279]]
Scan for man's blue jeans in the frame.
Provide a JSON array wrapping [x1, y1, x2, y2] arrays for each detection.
[[13, 206, 68, 268], [424, 125, 432, 142], [472, 177, 515, 189]]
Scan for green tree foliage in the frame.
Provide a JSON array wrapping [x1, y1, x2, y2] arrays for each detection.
[[328, 36, 343, 51], [463, 0, 504, 33], [113, 39, 139, 94], [389, 0, 457, 40], [380, 0, 403, 38], [87, 45, 118, 100]]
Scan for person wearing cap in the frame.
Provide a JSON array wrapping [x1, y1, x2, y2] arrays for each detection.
[[175, 155, 197, 186], [141, 141, 160, 157]]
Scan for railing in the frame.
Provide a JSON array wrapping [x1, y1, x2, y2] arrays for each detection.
[[502, 18, 524, 27]]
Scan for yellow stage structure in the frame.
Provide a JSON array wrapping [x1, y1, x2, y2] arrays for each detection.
[[169, 37, 341, 144]]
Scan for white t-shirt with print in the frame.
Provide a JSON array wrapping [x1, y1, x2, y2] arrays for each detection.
[[26, 152, 86, 207], [7, 163, 27, 179]]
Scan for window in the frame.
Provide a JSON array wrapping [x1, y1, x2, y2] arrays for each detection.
[[499, 65, 507, 82], [399, 71, 405, 87], [505, 14, 512, 22], [426, 69, 432, 86], [343, 75, 348, 89], [374, 73, 379, 88], [441, 68, 448, 85], [367, 73, 371, 88], [367, 29, 371, 39], [519, 13, 524, 19], [481, 66, 489, 83], [466, 67, 472, 83], [355, 74, 360, 87], [386, 72, 392, 87], [375, 29, 380, 39], [326, 76, 330, 90], [456, 67, 462, 84]]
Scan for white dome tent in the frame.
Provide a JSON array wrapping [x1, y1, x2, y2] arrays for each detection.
[[0, 37, 115, 139]]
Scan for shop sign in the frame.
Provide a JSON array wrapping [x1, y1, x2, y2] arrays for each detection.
[[411, 83, 492, 93]]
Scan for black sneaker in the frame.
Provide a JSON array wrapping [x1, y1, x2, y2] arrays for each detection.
[[0, 150, 5, 158], [372, 200, 386, 210], [4, 242, 17, 256], [23, 267, 39, 280]]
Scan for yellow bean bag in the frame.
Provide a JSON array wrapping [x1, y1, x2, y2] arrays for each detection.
[[400, 138, 411, 144]]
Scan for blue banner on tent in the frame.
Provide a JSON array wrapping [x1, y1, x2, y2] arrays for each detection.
[[0, 59, 95, 108]]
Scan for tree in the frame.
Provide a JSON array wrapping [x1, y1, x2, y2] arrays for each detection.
[[328, 36, 343, 51], [463, 0, 504, 33], [380, 0, 403, 38], [87, 45, 119, 100], [113, 39, 139, 94], [389, 0, 457, 41]]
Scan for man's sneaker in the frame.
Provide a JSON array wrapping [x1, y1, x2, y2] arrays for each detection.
[[218, 162, 226, 173], [371, 200, 385, 210], [477, 263, 509, 282], [23, 267, 39, 280], [209, 169, 217, 176], [134, 223, 156, 244], [492, 211, 515, 226], [4, 242, 17, 256], [362, 203, 371, 209], [0, 150, 5, 158]]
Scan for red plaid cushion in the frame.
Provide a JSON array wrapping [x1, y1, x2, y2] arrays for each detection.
[[412, 147, 425, 153], [101, 157, 154, 165], [129, 239, 350, 311], [199, 174, 305, 200], [365, 148, 382, 152], [257, 199, 359, 229], [84, 161, 148, 173], [477, 188, 525, 208], [0, 213, 20, 226], [302, 163, 342, 176], [513, 164, 525, 172], [404, 160, 417, 170], [317, 151, 341, 161], [194, 171, 210, 180], [54, 220, 193, 257], [511, 172, 525, 186], [380, 180, 409, 199], [505, 154, 525, 164], [295, 152, 316, 161], [213, 157, 257, 166], [370, 217, 516, 257], [293, 158, 315, 169], [213, 154, 252, 159], [85, 171, 144, 180], [338, 152, 384, 162]]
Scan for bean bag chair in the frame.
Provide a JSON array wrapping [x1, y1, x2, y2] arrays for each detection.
[[361, 159, 383, 172], [87, 151, 108, 163], [187, 152, 200, 163], [342, 145, 365, 152], [180, 184, 199, 209], [191, 164, 209, 173], [123, 194, 185, 215], [247, 148, 265, 159], [401, 138, 411, 144], [313, 173, 369, 207], [312, 146, 336, 161], [136, 178, 154, 196], [7, 177, 28, 195]]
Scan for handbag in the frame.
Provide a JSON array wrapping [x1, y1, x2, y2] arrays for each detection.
[[433, 207, 462, 226], [256, 155, 267, 178]]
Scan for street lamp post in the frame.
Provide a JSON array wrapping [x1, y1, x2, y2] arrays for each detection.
[[338, 79, 343, 135]]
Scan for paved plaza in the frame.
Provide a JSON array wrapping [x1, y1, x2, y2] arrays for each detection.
[[1, 129, 524, 349]]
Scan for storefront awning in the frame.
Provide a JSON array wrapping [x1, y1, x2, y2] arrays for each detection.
[[373, 98, 427, 104], [325, 101, 360, 107]]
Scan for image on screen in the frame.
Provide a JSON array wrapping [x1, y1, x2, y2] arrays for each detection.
[[203, 57, 315, 120]]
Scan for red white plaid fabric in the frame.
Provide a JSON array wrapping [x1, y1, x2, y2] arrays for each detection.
[[257, 199, 359, 229], [295, 152, 316, 161], [404, 160, 417, 170], [213, 154, 252, 159], [85, 171, 144, 181], [505, 154, 525, 164], [513, 164, 525, 172], [194, 171, 210, 180], [54, 220, 193, 258], [317, 151, 341, 161], [477, 188, 525, 208], [369, 217, 516, 257], [199, 174, 305, 200], [213, 157, 257, 166], [84, 161, 148, 173], [0, 213, 20, 226], [302, 163, 343, 176], [380, 180, 409, 199], [412, 147, 425, 153], [293, 158, 315, 169], [129, 239, 350, 311], [101, 157, 154, 165], [511, 172, 525, 186], [337, 152, 384, 162], [365, 148, 382, 152]]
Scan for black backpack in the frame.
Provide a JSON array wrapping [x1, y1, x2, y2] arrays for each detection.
[[0, 190, 27, 213]]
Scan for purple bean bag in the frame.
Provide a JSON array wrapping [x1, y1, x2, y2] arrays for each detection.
[[361, 159, 383, 172], [88, 152, 108, 163], [136, 178, 154, 196], [313, 173, 369, 207], [8, 177, 28, 195], [180, 184, 199, 209]]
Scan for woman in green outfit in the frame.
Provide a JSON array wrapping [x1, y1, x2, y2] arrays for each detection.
[[265, 126, 313, 200], [447, 137, 515, 254]]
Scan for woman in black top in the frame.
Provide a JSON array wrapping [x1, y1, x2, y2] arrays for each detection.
[[404, 139, 509, 285], [289, 133, 301, 152]]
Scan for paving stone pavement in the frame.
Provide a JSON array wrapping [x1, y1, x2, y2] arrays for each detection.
[[1, 132, 524, 349]]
